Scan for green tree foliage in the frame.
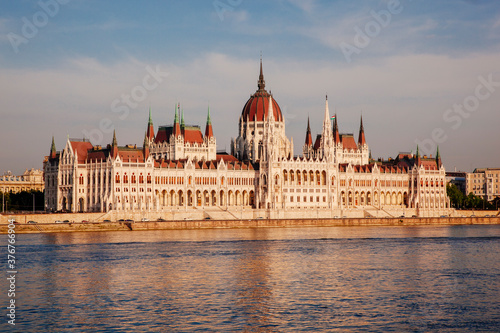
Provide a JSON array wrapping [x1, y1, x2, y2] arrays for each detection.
[[447, 184, 496, 210], [446, 184, 464, 208], [1, 190, 44, 212]]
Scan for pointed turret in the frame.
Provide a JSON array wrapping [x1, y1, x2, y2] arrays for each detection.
[[143, 132, 149, 159], [322, 95, 333, 139], [205, 105, 214, 138], [305, 117, 312, 146], [111, 130, 118, 158], [436, 145, 442, 168], [416, 145, 421, 167], [257, 56, 265, 91], [50, 136, 57, 159], [267, 95, 274, 122], [146, 107, 155, 141], [173, 103, 181, 137], [332, 113, 340, 144], [181, 107, 185, 130], [358, 114, 366, 146]]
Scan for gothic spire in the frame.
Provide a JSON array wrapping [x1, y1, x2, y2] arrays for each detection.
[[205, 105, 214, 138], [332, 113, 340, 144], [305, 116, 313, 146], [111, 130, 118, 158], [181, 107, 185, 129], [50, 136, 56, 158], [173, 103, 181, 136], [358, 114, 366, 146], [436, 145, 442, 168], [258, 57, 265, 91], [146, 107, 155, 141]]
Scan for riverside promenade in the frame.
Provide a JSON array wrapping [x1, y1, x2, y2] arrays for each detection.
[[1, 215, 499, 234]]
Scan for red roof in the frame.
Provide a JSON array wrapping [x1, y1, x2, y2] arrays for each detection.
[[183, 127, 204, 144], [217, 154, 238, 163], [118, 149, 145, 163], [70, 141, 93, 163], [241, 91, 283, 122], [341, 135, 358, 150], [154, 126, 173, 144]]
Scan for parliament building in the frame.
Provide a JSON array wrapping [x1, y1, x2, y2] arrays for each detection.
[[44, 61, 451, 219]]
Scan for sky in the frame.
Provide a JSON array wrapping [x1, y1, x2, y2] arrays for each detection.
[[1, 0, 499, 175]]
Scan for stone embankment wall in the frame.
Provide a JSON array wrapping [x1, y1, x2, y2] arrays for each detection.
[[1, 216, 499, 234]]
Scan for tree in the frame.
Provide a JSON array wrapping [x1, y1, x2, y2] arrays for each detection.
[[447, 183, 465, 209]]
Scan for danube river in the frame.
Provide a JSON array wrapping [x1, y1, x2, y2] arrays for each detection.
[[3, 225, 500, 332]]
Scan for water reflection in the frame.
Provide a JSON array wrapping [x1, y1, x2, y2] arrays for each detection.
[[6, 225, 500, 332]]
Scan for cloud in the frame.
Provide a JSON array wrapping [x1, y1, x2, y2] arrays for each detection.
[[1, 50, 499, 174]]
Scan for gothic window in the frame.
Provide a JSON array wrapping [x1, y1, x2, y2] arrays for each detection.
[[115, 173, 120, 183]]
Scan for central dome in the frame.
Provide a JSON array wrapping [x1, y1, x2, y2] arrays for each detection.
[[241, 61, 283, 122]]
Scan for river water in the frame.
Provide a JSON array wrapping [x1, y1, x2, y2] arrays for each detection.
[[2, 225, 500, 332]]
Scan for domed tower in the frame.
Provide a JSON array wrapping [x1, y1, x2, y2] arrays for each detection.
[[232, 59, 292, 162]]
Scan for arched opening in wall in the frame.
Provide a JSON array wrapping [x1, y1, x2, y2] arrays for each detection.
[[381, 193, 385, 205], [309, 171, 314, 185], [211, 190, 217, 206], [187, 190, 193, 206], [403, 192, 408, 207], [297, 170, 301, 185], [262, 174, 267, 186], [392, 192, 397, 205], [397, 192, 403, 205], [62, 197, 67, 211], [386, 192, 391, 206], [290, 170, 295, 184], [196, 190, 202, 206], [169, 190, 175, 206], [108, 203, 113, 211], [220, 190, 225, 206], [275, 174, 279, 186], [321, 171, 326, 185], [316, 171, 320, 185], [178, 190, 184, 206], [228, 190, 234, 206], [283, 170, 288, 184], [348, 191, 353, 206], [203, 190, 209, 206], [78, 198, 84, 213], [303, 170, 307, 185], [360, 191, 365, 205], [162, 190, 167, 206], [355, 191, 359, 206], [235, 190, 241, 206], [367, 192, 372, 205], [341, 191, 346, 206], [243, 191, 248, 206]]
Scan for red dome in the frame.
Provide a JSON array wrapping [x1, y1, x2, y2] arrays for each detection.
[[241, 60, 283, 122]]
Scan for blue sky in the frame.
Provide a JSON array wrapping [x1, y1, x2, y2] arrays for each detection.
[[1, 0, 500, 174]]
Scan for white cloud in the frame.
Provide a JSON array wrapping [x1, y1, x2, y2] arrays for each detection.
[[1, 51, 499, 173]]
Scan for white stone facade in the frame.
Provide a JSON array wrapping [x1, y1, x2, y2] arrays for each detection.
[[44, 63, 451, 217]]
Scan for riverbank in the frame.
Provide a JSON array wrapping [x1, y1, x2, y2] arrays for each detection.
[[1, 216, 499, 234]]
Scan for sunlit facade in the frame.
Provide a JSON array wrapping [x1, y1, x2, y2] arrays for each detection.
[[44, 61, 450, 217]]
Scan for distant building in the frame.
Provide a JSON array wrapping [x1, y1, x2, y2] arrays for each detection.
[[43, 60, 450, 217], [446, 171, 467, 194], [0, 169, 44, 193], [466, 168, 500, 201]]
